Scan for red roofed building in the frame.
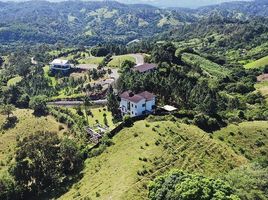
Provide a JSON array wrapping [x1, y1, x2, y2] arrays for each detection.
[[119, 91, 156, 117], [134, 63, 157, 73]]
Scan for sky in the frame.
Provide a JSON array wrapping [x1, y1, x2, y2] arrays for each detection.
[[1, 0, 253, 8]]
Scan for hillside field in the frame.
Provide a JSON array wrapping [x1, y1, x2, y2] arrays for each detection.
[[181, 53, 230, 78], [214, 121, 268, 161], [255, 81, 268, 102], [245, 55, 268, 69], [59, 118, 247, 200], [0, 109, 67, 174]]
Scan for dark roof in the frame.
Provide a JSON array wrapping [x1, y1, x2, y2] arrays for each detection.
[[134, 63, 157, 73], [139, 91, 155, 101], [120, 91, 155, 103]]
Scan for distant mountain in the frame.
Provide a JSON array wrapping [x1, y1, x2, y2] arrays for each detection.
[[196, 0, 268, 17], [0, 0, 267, 46], [0, 1, 196, 45], [0, 0, 253, 8]]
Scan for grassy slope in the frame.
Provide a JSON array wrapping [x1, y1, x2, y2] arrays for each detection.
[[181, 53, 230, 78], [108, 55, 135, 68], [0, 109, 67, 173], [214, 121, 268, 161], [59, 119, 246, 200], [245, 55, 268, 69], [255, 81, 268, 102]]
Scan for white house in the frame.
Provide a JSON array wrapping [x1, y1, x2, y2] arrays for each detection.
[[119, 91, 156, 117], [50, 59, 71, 73]]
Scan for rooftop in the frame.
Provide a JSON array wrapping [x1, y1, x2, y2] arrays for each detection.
[[162, 105, 178, 112], [134, 63, 157, 73], [120, 91, 155, 103], [50, 59, 69, 65]]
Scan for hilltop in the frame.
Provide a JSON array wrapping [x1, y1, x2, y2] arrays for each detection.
[[58, 118, 247, 200]]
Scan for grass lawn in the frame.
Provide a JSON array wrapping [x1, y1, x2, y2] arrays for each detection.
[[79, 57, 104, 65], [108, 55, 136, 68], [59, 119, 246, 200], [214, 121, 268, 161], [78, 55, 136, 67], [245, 55, 268, 69], [86, 106, 115, 129], [7, 76, 22, 86], [0, 109, 67, 173]]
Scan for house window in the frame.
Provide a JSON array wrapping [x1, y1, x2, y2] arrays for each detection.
[[142, 104, 146, 107], [135, 105, 137, 108], [132, 104, 134, 107]]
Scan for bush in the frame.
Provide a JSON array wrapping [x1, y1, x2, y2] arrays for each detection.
[[29, 95, 48, 116], [1, 116, 18, 130], [149, 170, 240, 200], [193, 113, 219, 132]]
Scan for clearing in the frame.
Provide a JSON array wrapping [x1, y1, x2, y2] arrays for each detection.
[[181, 53, 230, 78], [58, 118, 246, 200], [245, 55, 268, 69]]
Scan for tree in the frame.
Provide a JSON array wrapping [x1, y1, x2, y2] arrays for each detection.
[[10, 132, 83, 198], [149, 170, 240, 200], [60, 138, 83, 174], [106, 86, 120, 119], [0, 104, 15, 119], [84, 96, 92, 124], [120, 60, 135, 73], [29, 95, 48, 115]]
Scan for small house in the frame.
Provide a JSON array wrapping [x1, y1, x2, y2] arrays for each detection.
[[120, 91, 156, 117]]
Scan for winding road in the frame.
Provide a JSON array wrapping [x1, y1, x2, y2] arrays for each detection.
[[48, 54, 144, 107]]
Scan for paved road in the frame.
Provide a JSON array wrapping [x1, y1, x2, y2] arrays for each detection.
[[130, 54, 144, 66], [48, 99, 107, 107]]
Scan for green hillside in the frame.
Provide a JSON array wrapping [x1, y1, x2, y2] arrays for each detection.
[[181, 53, 230, 78], [245, 55, 268, 69], [59, 118, 246, 200], [0, 109, 67, 174], [214, 121, 268, 161]]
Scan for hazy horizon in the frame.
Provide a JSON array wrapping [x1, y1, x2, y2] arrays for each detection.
[[0, 0, 253, 8]]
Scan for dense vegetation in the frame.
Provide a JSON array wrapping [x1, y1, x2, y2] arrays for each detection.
[[1, 0, 268, 199]]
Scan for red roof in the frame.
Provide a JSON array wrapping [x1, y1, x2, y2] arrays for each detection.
[[134, 63, 157, 73], [120, 91, 155, 103]]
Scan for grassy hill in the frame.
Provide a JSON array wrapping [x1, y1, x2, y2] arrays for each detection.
[[0, 109, 67, 174], [214, 121, 268, 161], [58, 118, 246, 200], [245, 55, 268, 69], [181, 53, 230, 78]]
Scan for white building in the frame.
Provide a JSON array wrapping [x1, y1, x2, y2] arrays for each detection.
[[50, 59, 71, 73], [119, 91, 156, 117]]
